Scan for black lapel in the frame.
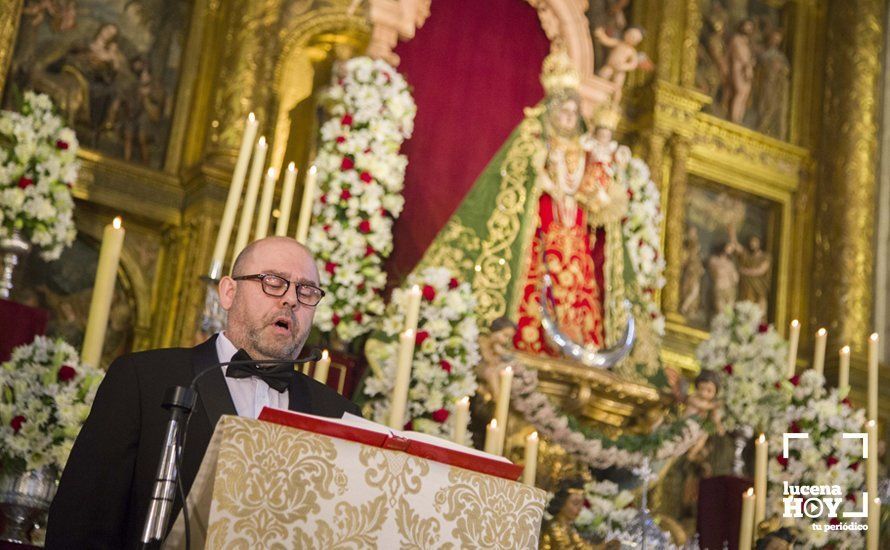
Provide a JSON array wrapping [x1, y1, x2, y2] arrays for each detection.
[[289, 372, 313, 413], [191, 334, 237, 429]]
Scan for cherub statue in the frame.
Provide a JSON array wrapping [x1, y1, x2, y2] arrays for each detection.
[[477, 317, 517, 398], [593, 26, 651, 103], [684, 369, 725, 435]]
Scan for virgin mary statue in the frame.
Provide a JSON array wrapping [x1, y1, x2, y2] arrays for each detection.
[[417, 51, 663, 384]]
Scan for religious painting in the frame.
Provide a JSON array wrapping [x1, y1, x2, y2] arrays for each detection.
[[9, 234, 136, 368], [695, 0, 791, 141], [679, 175, 780, 329], [3, 0, 193, 169]]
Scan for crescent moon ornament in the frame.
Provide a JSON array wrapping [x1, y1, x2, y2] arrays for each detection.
[[540, 272, 635, 369]]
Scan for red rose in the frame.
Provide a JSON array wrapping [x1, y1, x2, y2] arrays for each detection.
[[341, 114, 353, 126], [403, 420, 414, 431], [325, 262, 337, 275], [758, 323, 769, 333], [10, 415, 25, 434], [422, 284, 436, 302], [789, 374, 801, 386], [340, 188, 352, 200], [431, 408, 450, 423], [336, 136, 346, 144], [439, 360, 452, 373], [357, 283, 366, 291], [789, 421, 801, 433], [722, 364, 733, 375], [365, 245, 375, 257], [415, 331, 429, 345], [847, 491, 858, 501], [776, 455, 789, 468], [448, 278, 459, 290], [323, 224, 332, 232], [340, 156, 354, 171], [58, 365, 77, 382], [56, 140, 69, 150], [353, 311, 363, 323], [17, 177, 33, 189], [851, 461, 861, 472], [842, 397, 852, 407], [360, 171, 373, 183], [358, 220, 371, 234], [825, 455, 839, 467], [332, 314, 341, 326], [829, 517, 840, 526], [380, 207, 390, 217], [320, 194, 327, 204]]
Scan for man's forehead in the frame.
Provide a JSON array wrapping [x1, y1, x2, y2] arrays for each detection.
[[243, 242, 318, 281]]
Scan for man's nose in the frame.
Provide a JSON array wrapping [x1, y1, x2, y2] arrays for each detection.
[[278, 285, 300, 308]]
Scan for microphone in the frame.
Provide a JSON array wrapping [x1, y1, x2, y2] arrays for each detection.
[[139, 348, 323, 549]]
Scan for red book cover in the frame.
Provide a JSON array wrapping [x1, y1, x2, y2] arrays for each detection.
[[258, 407, 523, 481]]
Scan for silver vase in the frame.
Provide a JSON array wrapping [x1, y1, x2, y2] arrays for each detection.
[[0, 465, 57, 544], [0, 231, 31, 300]]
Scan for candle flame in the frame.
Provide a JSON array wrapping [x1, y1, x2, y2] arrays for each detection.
[[459, 396, 469, 405], [791, 319, 800, 328], [321, 349, 329, 361], [757, 434, 766, 443], [267, 167, 276, 178], [870, 333, 879, 342], [287, 161, 296, 172], [841, 345, 851, 355], [529, 431, 538, 440], [248, 112, 256, 122], [876, 498, 882, 505], [503, 366, 513, 374], [112, 216, 122, 229], [403, 329, 415, 338], [490, 419, 498, 428], [309, 165, 317, 175], [867, 419, 877, 428], [746, 488, 754, 497], [258, 136, 266, 146], [817, 328, 827, 336]]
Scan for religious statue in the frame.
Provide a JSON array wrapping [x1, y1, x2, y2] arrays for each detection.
[[707, 242, 738, 317], [730, 230, 771, 321], [683, 370, 724, 435], [754, 29, 790, 139], [593, 26, 649, 103], [727, 19, 756, 124], [540, 478, 620, 550], [696, 13, 729, 112], [679, 226, 705, 319], [477, 317, 517, 397], [755, 527, 796, 550]]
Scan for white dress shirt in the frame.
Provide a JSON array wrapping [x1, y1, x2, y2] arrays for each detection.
[[216, 332, 289, 418]]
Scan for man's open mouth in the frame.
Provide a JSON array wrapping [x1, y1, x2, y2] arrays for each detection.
[[272, 317, 291, 331]]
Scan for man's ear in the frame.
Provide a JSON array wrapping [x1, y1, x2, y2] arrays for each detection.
[[219, 276, 236, 310]]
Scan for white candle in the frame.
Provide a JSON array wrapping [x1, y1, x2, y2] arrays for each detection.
[[81, 217, 126, 367], [868, 333, 879, 421], [738, 488, 755, 550], [452, 396, 469, 445], [313, 349, 331, 384], [867, 497, 880, 550], [522, 431, 539, 485], [484, 419, 499, 454], [294, 165, 317, 244], [867, 420, 878, 515], [839, 345, 851, 392], [275, 162, 298, 236], [232, 136, 267, 261], [404, 284, 422, 332], [388, 329, 415, 429], [813, 328, 827, 376], [254, 167, 277, 240], [753, 434, 768, 526], [787, 319, 800, 378], [210, 113, 258, 279], [494, 366, 513, 454]]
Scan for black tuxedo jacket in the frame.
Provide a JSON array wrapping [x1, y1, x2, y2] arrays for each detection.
[[45, 335, 360, 549]]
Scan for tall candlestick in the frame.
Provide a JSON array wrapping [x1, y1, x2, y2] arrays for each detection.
[[867, 420, 878, 515], [753, 434, 768, 526], [313, 349, 331, 384], [484, 419, 499, 454], [81, 217, 126, 367], [522, 431, 539, 486], [868, 333, 879, 421], [738, 488, 755, 550], [294, 165, 317, 244], [404, 284, 422, 332], [838, 345, 851, 392], [452, 396, 469, 445], [210, 113, 258, 279], [232, 136, 267, 261], [787, 319, 800, 378], [494, 366, 513, 453], [254, 167, 278, 240], [867, 497, 880, 550], [388, 329, 415, 429], [275, 162, 298, 236], [812, 328, 827, 376]]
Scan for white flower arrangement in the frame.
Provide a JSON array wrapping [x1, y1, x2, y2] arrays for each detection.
[[510, 363, 704, 470], [0, 91, 79, 260], [363, 266, 479, 439], [0, 336, 103, 472], [620, 157, 666, 335], [767, 370, 866, 549], [575, 479, 638, 540], [695, 301, 788, 433], [308, 57, 416, 343]]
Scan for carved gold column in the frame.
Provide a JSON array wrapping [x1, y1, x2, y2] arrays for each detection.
[[662, 136, 691, 314], [813, 0, 884, 352], [678, 0, 701, 89], [0, 0, 23, 94]]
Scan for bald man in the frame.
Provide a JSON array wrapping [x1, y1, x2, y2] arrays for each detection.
[[46, 237, 359, 549]]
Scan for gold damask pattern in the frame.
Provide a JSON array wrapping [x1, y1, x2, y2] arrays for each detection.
[[416, 219, 481, 275], [434, 467, 545, 549], [358, 444, 430, 507]]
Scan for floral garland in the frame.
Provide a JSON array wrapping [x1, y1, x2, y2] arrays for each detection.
[[511, 363, 704, 470], [620, 155, 666, 336], [0, 91, 79, 260], [363, 266, 479, 439], [767, 370, 866, 549], [309, 57, 416, 342], [0, 336, 103, 472], [695, 301, 788, 433], [575, 479, 638, 540]]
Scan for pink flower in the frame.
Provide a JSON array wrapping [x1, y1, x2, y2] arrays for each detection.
[[336, 136, 346, 144], [360, 172, 373, 183], [340, 157, 354, 171], [340, 188, 352, 200], [341, 114, 353, 126], [365, 245, 375, 257]]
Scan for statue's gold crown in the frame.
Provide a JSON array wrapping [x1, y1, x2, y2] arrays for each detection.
[[592, 106, 622, 131], [540, 50, 580, 95]]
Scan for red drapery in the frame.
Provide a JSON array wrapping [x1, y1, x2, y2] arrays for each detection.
[[387, 0, 550, 280]]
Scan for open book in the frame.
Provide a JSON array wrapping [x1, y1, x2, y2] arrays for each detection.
[[258, 407, 523, 481]]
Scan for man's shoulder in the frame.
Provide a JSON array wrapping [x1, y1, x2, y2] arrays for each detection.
[[110, 346, 195, 369], [301, 375, 360, 416]]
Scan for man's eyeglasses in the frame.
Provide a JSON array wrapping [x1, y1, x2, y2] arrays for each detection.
[[232, 274, 325, 306]]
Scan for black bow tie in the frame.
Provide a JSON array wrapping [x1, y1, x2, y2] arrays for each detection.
[[225, 349, 294, 393]]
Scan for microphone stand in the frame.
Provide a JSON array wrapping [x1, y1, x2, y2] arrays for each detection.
[[139, 386, 196, 549]]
